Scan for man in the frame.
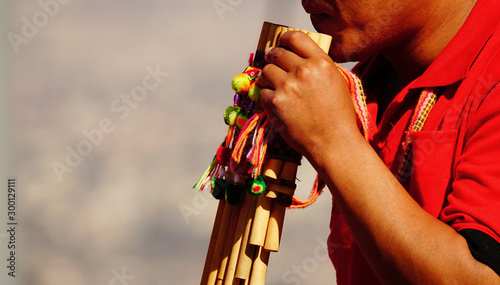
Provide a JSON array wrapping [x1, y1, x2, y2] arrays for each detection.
[[257, 0, 500, 283]]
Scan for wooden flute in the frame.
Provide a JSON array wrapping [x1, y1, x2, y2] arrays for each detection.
[[197, 22, 332, 285]]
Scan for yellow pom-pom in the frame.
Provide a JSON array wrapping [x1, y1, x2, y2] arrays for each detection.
[[248, 81, 262, 102], [231, 73, 251, 94], [224, 106, 241, 126]]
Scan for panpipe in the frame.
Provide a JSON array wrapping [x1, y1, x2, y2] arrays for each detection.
[[197, 22, 332, 285]]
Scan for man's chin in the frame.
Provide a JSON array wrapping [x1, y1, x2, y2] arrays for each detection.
[[310, 14, 328, 33], [328, 45, 368, 64]]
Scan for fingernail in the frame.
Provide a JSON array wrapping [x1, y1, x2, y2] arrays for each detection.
[[264, 47, 273, 61]]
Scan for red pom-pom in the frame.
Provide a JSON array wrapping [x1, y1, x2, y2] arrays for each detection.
[[216, 146, 231, 166]]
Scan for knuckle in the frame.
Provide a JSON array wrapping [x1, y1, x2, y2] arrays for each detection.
[[287, 30, 307, 45], [295, 57, 334, 81], [269, 47, 285, 63], [281, 78, 297, 93], [316, 56, 333, 70], [295, 62, 313, 79]]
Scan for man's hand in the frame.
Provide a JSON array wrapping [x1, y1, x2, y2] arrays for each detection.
[[257, 31, 363, 165]]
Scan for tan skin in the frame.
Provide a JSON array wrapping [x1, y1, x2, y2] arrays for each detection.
[[257, 0, 500, 283]]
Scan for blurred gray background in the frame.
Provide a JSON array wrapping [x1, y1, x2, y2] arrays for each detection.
[[0, 0, 348, 284]]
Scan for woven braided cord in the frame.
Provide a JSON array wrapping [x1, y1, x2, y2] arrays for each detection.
[[396, 88, 439, 182], [291, 65, 369, 208]]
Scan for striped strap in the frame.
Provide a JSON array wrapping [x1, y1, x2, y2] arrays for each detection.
[[292, 66, 369, 208], [396, 88, 440, 182]]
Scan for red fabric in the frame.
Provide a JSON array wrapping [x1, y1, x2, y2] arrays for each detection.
[[328, 1, 500, 284]]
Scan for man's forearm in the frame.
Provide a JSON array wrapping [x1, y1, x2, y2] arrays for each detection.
[[311, 135, 500, 284]]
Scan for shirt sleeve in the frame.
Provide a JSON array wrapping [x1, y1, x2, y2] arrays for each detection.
[[459, 229, 500, 275], [440, 82, 500, 273]]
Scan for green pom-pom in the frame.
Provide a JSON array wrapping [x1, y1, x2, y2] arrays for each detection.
[[235, 112, 250, 129], [246, 175, 266, 195], [244, 176, 254, 192], [211, 178, 228, 200], [224, 106, 241, 126], [231, 73, 251, 94], [248, 82, 262, 102], [225, 183, 244, 205]]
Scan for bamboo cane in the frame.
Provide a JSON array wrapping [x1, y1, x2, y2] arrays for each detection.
[[264, 161, 298, 252], [217, 203, 242, 282], [248, 247, 271, 285], [224, 192, 255, 284], [234, 194, 258, 280], [206, 202, 234, 285], [248, 159, 282, 247], [201, 200, 226, 284]]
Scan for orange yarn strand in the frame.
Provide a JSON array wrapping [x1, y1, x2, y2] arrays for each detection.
[[289, 175, 325, 209], [231, 112, 265, 164]]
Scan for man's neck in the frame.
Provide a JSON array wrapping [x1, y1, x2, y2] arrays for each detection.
[[381, 0, 477, 87]]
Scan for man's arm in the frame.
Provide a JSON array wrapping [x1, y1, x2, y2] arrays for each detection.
[[258, 31, 500, 284]]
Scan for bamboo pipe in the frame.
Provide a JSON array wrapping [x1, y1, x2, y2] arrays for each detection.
[[263, 199, 286, 252], [253, 22, 332, 68], [248, 192, 273, 247], [248, 247, 271, 285], [201, 200, 226, 284], [248, 159, 282, 246], [217, 204, 242, 282], [234, 195, 258, 280], [224, 192, 256, 284], [264, 161, 299, 252], [263, 158, 282, 180], [206, 202, 234, 285]]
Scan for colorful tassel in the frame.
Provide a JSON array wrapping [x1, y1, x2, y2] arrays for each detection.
[[195, 59, 371, 211], [193, 156, 218, 191]]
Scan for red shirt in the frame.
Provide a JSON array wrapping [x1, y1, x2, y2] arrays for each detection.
[[328, 0, 500, 284]]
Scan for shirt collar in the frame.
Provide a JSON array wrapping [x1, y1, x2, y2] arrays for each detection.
[[409, 0, 500, 89]]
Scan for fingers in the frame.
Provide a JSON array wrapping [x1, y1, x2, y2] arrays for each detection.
[[258, 87, 275, 112], [261, 30, 329, 85], [276, 31, 327, 60], [257, 63, 284, 90], [263, 31, 323, 72], [258, 87, 285, 133], [264, 46, 302, 73], [257, 30, 332, 127], [259, 31, 320, 88]]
